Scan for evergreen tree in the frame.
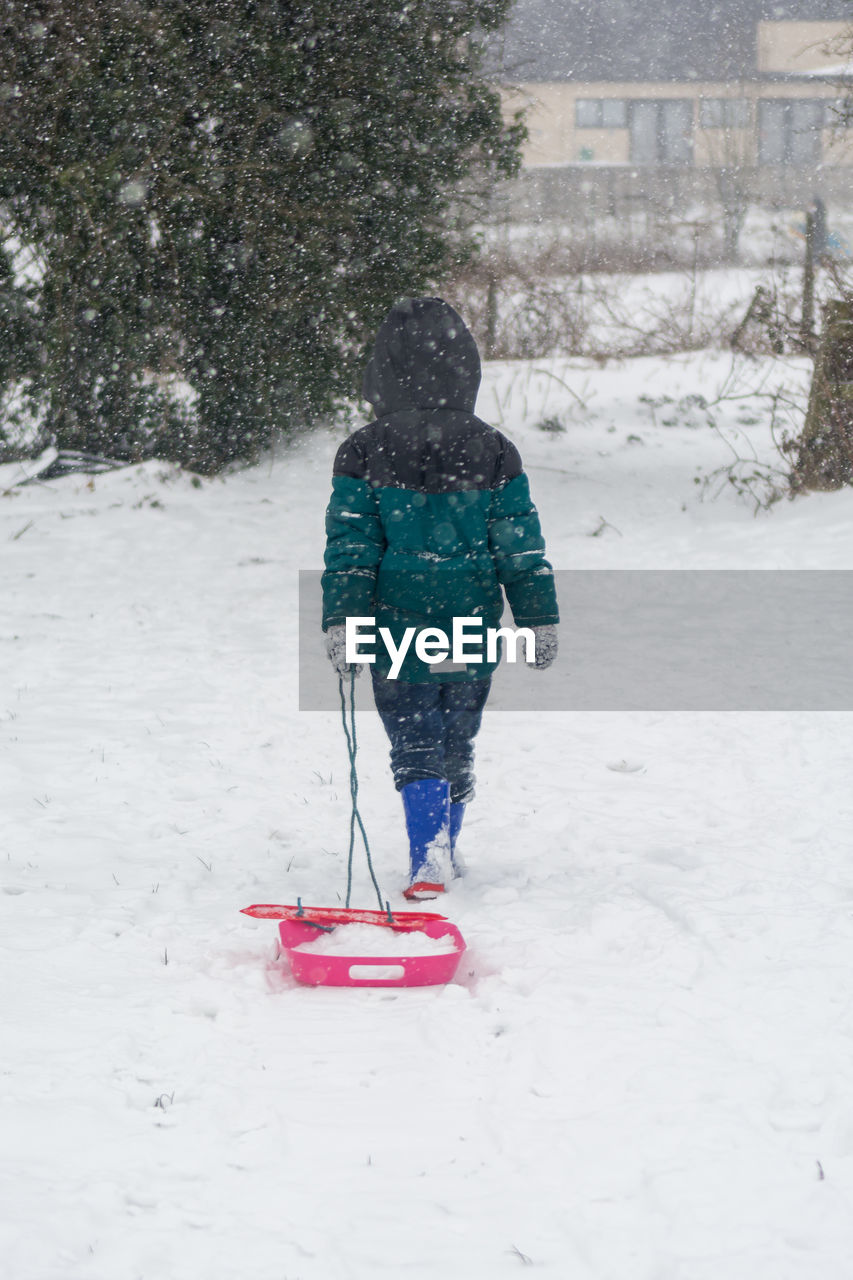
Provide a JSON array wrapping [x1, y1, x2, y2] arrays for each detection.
[[0, 1, 523, 471]]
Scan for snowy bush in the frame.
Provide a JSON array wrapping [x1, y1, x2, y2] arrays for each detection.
[[0, 1, 523, 471]]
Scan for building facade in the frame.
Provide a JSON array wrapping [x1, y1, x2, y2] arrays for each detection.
[[496, 6, 853, 218]]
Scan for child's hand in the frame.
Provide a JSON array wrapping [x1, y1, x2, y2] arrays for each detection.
[[325, 624, 362, 678], [527, 624, 558, 671]]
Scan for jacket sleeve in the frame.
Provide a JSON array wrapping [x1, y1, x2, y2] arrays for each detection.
[[321, 438, 386, 630], [488, 468, 560, 628]]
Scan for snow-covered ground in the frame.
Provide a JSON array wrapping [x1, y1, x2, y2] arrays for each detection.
[[4, 347, 853, 1279]]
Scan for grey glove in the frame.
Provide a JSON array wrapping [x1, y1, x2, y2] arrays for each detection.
[[527, 624, 558, 671], [325, 624, 362, 679]]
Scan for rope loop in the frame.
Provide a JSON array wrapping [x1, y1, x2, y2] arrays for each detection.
[[338, 671, 384, 910]]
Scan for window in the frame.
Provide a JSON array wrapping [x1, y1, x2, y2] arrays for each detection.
[[601, 99, 627, 128], [699, 99, 750, 129], [576, 99, 628, 128], [629, 100, 693, 166], [758, 99, 824, 165]]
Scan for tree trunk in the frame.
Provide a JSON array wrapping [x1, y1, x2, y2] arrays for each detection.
[[484, 273, 499, 359], [790, 300, 853, 492]]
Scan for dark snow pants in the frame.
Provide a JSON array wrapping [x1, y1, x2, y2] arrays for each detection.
[[370, 673, 491, 804]]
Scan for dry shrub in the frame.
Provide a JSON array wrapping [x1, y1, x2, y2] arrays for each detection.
[[442, 238, 816, 362]]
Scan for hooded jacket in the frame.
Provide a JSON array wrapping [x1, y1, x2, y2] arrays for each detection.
[[322, 298, 558, 682]]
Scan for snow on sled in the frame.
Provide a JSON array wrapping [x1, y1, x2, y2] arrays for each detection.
[[241, 903, 466, 988], [244, 678, 467, 988]]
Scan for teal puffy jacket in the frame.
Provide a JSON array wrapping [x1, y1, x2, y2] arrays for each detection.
[[322, 298, 558, 681]]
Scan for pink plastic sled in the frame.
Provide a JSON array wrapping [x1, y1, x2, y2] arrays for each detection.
[[242, 903, 466, 988]]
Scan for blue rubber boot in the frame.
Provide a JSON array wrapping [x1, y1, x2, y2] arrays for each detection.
[[449, 802, 466, 878], [401, 779, 451, 900]]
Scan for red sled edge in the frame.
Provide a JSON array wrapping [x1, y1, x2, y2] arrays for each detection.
[[241, 903, 449, 931]]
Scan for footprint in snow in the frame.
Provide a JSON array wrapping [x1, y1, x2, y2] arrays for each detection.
[[606, 759, 646, 774]]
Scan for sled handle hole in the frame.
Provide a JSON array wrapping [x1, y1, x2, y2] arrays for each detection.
[[348, 964, 406, 982]]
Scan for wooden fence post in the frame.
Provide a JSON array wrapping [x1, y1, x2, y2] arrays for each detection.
[[801, 211, 816, 344]]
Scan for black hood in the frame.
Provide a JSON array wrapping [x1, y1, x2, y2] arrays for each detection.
[[362, 297, 481, 417]]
